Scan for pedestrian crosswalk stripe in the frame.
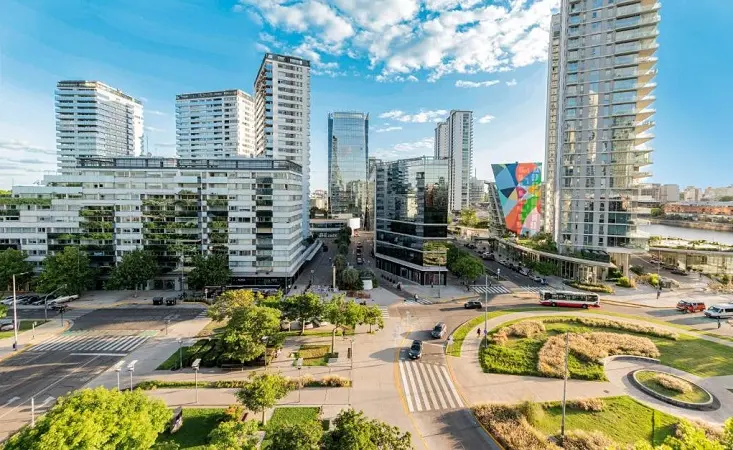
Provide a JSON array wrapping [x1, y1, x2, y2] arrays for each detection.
[[403, 298, 433, 306], [195, 310, 208, 320], [31, 332, 151, 353], [471, 285, 510, 294], [379, 306, 389, 319], [398, 360, 463, 413]]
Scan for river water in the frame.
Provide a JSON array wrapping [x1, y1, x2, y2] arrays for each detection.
[[639, 224, 733, 246]]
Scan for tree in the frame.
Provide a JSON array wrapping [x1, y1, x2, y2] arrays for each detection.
[[324, 295, 365, 352], [2, 387, 170, 450], [208, 419, 259, 450], [650, 207, 664, 217], [0, 304, 6, 319], [322, 409, 413, 450], [208, 289, 256, 322], [187, 253, 232, 291], [339, 267, 363, 290], [458, 208, 478, 227], [333, 255, 347, 274], [36, 246, 95, 296], [268, 421, 323, 450], [282, 292, 324, 335], [105, 249, 157, 290], [452, 255, 484, 286], [0, 249, 34, 293], [235, 372, 292, 425], [221, 303, 281, 363], [719, 195, 733, 202], [632, 419, 731, 450], [363, 305, 384, 333]]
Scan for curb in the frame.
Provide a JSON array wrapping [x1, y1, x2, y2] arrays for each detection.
[[629, 369, 717, 411], [0, 319, 72, 363], [600, 298, 668, 309]]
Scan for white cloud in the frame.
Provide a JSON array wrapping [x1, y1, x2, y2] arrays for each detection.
[[147, 110, 167, 116], [477, 114, 495, 124], [375, 126, 403, 132], [375, 73, 419, 83], [378, 109, 447, 123], [506, 78, 518, 86], [455, 79, 499, 88], [145, 126, 166, 133], [237, 0, 560, 81], [373, 136, 434, 160]]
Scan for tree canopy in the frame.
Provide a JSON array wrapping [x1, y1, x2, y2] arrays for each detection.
[[458, 208, 479, 227], [322, 409, 413, 450], [282, 292, 324, 335], [235, 372, 293, 425], [207, 419, 259, 450], [36, 246, 96, 296], [268, 421, 323, 450], [2, 387, 170, 450], [208, 289, 257, 322], [187, 253, 232, 291], [339, 267, 363, 291], [221, 302, 281, 363], [446, 246, 484, 284], [362, 305, 384, 333], [105, 249, 158, 290], [324, 295, 365, 352], [0, 249, 34, 293]]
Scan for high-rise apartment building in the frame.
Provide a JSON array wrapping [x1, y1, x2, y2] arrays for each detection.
[[543, 14, 562, 236], [254, 53, 311, 238], [328, 112, 369, 219], [544, 1, 659, 259], [55, 81, 143, 170], [374, 156, 449, 285], [434, 111, 473, 212], [434, 121, 449, 159], [175, 90, 255, 158]]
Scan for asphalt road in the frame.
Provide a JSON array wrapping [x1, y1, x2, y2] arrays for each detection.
[[0, 306, 202, 442]]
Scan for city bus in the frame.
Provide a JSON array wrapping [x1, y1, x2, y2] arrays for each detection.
[[538, 290, 600, 309]]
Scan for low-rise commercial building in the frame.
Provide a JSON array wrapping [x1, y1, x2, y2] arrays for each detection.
[[374, 156, 449, 285], [664, 201, 733, 218], [0, 157, 318, 290]]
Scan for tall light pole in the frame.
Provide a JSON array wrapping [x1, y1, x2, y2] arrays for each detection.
[[262, 336, 270, 371], [114, 360, 126, 391], [177, 338, 183, 370], [483, 273, 489, 338], [296, 357, 303, 403], [12, 272, 30, 351], [192, 358, 201, 404], [43, 284, 66, 322], [127, 360, 137, 391]]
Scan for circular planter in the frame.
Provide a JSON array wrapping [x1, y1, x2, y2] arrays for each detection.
[[630, 369, 716, 410]]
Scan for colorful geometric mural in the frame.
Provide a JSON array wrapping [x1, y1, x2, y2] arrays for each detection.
[[491, 162, 542, 236]]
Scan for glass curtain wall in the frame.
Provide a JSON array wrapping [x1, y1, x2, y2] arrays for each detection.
[[328, 112, 369, 218]]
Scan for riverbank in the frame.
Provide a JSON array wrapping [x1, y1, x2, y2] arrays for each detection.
[[648, 218, 733, 233]]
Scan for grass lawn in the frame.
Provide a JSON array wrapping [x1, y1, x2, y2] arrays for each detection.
[[262, 407, 327, 449], [0, 320, 48, 339], [195, 319, 226, 337], [155, 408, 224, 450], [635, 370, 711, 403], [293, 344, 331, 366], [157, 346, 197, 370], [533, 396, 678, 445], [479, 316, 733, 380]]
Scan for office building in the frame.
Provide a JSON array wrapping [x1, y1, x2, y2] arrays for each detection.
[[364, 157, 380, 231], [309, 190, 328, 211], [0, 157, 317, 289], [434, 121, 449, 159], [55, 81, 143, 170], [254, 53, 311, 238], [683, 186, 702, 202], [543, 1, 659, 264], [469, 177, 488, 205], [374, 156, 449, 285], [327, 112, 369, 219], [175, 90, 255, 158], [434, 111, 473, 212]]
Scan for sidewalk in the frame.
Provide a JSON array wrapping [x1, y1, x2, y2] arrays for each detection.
[[0, 318, 69, 362]]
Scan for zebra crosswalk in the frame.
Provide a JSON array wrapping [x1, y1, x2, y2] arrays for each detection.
[[379, 306, 390, 319], [194, 309, 209, 320], [519, 286, 549, 293], [471, 285, 511, 295], [398, 360, 464, 413], [30, 331, 154, 354], [403, 298, 433, 306]]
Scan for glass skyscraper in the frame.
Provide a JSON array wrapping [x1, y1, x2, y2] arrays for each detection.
[[375, 156, 450, 285], [327, 112, 369, 219]]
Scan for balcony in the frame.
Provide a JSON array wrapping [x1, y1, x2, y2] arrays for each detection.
[[616, 13, 661, 31], [617, 2, 661, 18], [616, 26, 659, 43]]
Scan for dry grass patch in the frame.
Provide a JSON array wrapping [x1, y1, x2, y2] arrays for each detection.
[[568, 398, 604, 412], [562, 430, 615, 450], [655, 373, 692, 393], [538, 332, 659, 378], [541, 316, 678, 340], [492, 320, 546, 346], [319, 374, 351, 387], [472, 404, 560, 450]]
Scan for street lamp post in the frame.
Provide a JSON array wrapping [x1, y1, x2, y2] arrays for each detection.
[[262, 336, 270, 371], [127, 360, 138, 391], [12, 272, 30, 351], [177, 338, 183, 370], [114, 360, 126, 391], [296, 357, 303, 403], [310, 270, 314, 285], [348, 338, 355, 405], [43, 284, 66, 322], [483, 274, 489, 337]]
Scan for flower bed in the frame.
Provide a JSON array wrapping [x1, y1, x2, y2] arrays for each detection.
[[633, 370, 712, 406]]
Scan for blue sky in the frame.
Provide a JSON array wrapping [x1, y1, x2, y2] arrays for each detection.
[[0, 0, 731, 191]]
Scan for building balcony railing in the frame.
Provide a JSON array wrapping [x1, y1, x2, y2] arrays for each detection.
[[617, 2, 661, 18]]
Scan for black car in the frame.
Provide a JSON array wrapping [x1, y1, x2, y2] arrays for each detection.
[[431, 322, 447, 339], [671, 269, 688, 276], [408, 340, 423, 359], [464, 300, 482, 309], [165, 296, 178, 306], [153, 296, 164, 305]]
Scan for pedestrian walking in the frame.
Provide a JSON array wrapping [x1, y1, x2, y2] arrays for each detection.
[[477, 328, 481, 338], [656, 289, 661, 299], [718, 318, 722, 329]]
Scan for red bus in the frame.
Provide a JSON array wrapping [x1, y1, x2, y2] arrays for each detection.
[[539, 290, 600, 309]]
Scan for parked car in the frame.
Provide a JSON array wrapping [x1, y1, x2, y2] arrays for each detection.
[[529, 274, 545, 283], [165, 296, 178, 306], [50, 304, 67, 313], [671, 269, 688, 276], [356, 257, 364, 265], [152, 296, 164, 305], [0, 322, 14, 332], [519, 267, 530, 276], [431, 322, 447, 339], [464, 300, 483, 309], [676, 300, 705, 313], [704, 304, 733, 319], [312, 318, 330, 328], [408, 340, 423, 359]]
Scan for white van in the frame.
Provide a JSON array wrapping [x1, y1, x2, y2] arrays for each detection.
[[704, 303, 733, 319]]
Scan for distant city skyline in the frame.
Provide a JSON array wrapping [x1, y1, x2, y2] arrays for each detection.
[[0, 0, 731, 191]]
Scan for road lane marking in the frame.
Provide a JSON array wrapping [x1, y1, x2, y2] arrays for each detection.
[[403, 359, 423, 411], [424, 363, 448, 410], [440, 366, 463, 408], [433, 364, 457, 409], [416, 362, 439, 410], [69, 353, 126, 357], [1, 397, 20, 408], [398, 361, 415, 413]]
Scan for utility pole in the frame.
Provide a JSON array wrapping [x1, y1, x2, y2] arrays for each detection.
[[560, 331, 569, 443], [483, 273, 489, 337]]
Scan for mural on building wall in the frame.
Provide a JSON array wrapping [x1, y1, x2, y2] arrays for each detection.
[[491, 162, 542, 236]]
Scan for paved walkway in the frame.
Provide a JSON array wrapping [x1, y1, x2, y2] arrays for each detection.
[[0, 318, 70, 362], [449, 310, 733, 425]]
